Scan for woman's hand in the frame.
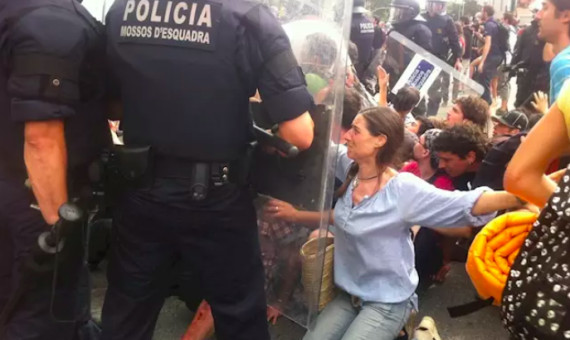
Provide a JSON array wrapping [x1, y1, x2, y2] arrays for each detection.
[[264, 199, 298, 222], [266, 305, 282, 325]]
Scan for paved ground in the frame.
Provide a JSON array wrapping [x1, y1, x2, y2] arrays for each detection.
[[90, 262, 510, 340], [89, 76, 519, 340]]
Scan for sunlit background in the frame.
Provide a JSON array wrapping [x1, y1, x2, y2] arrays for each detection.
[[81, 0, 542, 26]]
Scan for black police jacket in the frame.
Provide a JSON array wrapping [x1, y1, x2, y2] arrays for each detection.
[[350, 13, 375, 74], [0, 0, 110, 177], [423, 13, 462, 63], [512, 20, 547, 70], [106, 0, 314, 161], [392, 20, 433, 53]]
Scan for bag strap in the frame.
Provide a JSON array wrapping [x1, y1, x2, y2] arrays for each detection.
[[447, 297, 494, 318]]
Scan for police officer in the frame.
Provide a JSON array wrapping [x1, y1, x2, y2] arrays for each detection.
[[423, 0, 462, 115], [511, 16, 550, 108], [0, 0, 110, 339], [388, 0, 432, 52], [385, 0, 432, 115], [102, 1, 315, 340], [351, 0, 375, 79]]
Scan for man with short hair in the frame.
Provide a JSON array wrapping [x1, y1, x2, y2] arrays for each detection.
[[536, 0, 570, 103], [446, 95, 489, 131], [478, 5, 505, 104], [491, 110, 529, 140], [433, 123, 489, 191]]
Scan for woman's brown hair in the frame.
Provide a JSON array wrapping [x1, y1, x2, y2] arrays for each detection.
[[335, 107, 404, 198]]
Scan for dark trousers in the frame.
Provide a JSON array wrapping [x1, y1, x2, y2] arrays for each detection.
[[477, 55, 504, 104], [0, 177, 88, 340], [414, 227, 443, 290], [101, 178, 269, 340], [427, 73, 451, 116]]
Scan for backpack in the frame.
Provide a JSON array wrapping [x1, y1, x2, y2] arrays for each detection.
[[495, 21, 511, 55], [501, 165, 570, 339]]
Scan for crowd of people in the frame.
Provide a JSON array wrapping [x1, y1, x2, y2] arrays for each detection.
[[183, 0, 570, 338], [3, 0, 570, 340], [221, 0, 570, 339]]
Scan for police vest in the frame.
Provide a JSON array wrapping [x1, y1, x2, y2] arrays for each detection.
[[0, 2, 106, 105], [107, 0, 294, 161], [424, 14, 454, 59], [0, 1, 110, 175]]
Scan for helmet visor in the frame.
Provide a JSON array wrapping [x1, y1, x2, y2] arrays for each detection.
[[389, 7, 412, 23], [426, 1, 446, 15]]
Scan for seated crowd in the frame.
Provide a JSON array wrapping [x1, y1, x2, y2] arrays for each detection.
[[183, 57, 548, 340]]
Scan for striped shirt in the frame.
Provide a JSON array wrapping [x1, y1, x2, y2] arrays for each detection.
[[550, 45, 570, 104]]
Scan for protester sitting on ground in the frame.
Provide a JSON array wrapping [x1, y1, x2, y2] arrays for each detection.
[[505, 81, 570, 207], [446, 96, 489, 132], [376, 66, 420, 130], [409, 116, 434, 136], [401, 129, 453, 190], [394, 87, 421, 126], [401, 129, 456, 287], [433, 123, 489, 191], [409, 116, 447, 137], [491, 109, 529, 143], [264, 106, 528, 340], [473, 109, 540, 191]]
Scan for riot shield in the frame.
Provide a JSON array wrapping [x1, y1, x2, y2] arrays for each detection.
[[382, 30, 484, 117], [249, 0, 351, 328]]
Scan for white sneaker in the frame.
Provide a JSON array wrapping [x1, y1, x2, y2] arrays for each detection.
[[412, 316, 442, 340]]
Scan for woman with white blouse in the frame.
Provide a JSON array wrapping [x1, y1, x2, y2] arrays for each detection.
[[266, 106, 527, 340]]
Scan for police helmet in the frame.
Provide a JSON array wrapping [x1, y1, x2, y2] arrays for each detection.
[[389, 0, 421, 24], [426, 0, 448, 16], [353, 0, 369, 14]]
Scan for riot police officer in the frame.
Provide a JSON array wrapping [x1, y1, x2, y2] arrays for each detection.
[[388, 0, 433, 52], [385, 0, 432, 115], [102, 1, 315, 340], [423, 0, 462, 115], [351, 0, 375, 79], [511, 17, 550, 108], [0, 0, 110, 339]]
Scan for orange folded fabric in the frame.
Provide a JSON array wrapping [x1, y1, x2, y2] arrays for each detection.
[[466, 211, 538, 305]]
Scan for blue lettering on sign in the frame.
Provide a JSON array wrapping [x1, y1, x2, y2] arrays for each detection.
[[406, 59, 434, 89], [117, 0, 221, 51]]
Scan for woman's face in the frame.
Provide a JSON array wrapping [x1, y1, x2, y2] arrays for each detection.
[[344, 115, 386, 161]]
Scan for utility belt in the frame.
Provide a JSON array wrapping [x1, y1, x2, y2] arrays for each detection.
[[105, 146, 251, 201]]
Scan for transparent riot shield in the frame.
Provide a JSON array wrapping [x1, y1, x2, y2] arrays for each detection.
[[382, 30, 484, 117], [249, 0, 352, 328]]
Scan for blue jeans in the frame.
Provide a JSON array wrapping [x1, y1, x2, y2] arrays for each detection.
[[303, 292, 413, 340]]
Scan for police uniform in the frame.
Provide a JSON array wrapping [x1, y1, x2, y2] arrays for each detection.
[[350, 13, 375, 78], [0, 0, 110, 339], [512, 20, 549, 107], [388, 20, 432, 115], [424, 12, 462, 115], [102, 1, 313, 340], [391, 20, 433, 52]]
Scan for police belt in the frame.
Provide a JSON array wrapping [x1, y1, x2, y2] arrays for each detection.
[[154, 156, 239, 186]]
